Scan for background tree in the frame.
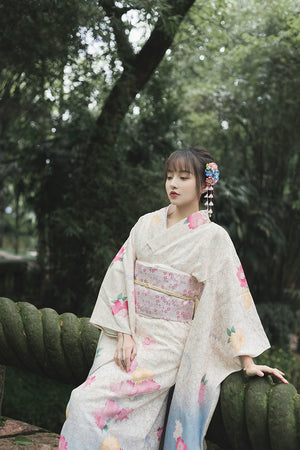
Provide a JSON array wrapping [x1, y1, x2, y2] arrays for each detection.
[[0, 0, 197, 313], [0, 0, 299, 329], [167, 0, 300, 310]]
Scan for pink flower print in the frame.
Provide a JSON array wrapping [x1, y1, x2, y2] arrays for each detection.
[[198, 374, 208, 404], [106, 399, 122, 416], [93, 400, 121, 430], [142, 336, 156, 348], [115, 407, 134, 422], [136, 379, 160, 395], [111, 294, 128, 316], [110, 246, 125, 266], [157, 427, 163, 441], [116, 306, 128, 317], [83, 375, 96, 387], [110, 380, 138, 396], [186, 211, 207, 229], [59, 435, 68, 450], [176, 437, 188, 450], [110, 379, 160, 397], [237, 264, 248, 288], [94, 413, 108, 430]]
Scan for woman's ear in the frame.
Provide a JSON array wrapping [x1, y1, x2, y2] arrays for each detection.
[[199, 184, 207, 196]]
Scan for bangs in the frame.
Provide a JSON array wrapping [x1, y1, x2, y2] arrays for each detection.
[[165, 152, 195, 175]]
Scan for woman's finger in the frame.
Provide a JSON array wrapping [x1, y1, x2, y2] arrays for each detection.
[[260, 366, 289, 384], [115, 346, 126, 371], [131, 343, 137, 360]]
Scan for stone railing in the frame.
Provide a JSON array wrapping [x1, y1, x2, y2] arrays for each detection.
[[0, 297, 299, 450]]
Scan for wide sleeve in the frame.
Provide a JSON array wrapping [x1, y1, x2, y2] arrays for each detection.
[[164, 226, 271, 450], [193, 227, 270, 366], [89, 220, 139, 337]]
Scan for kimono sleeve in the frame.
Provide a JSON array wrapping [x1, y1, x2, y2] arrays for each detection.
[[194, 227, 270, 366], [164, 227, 270, 450], [89, 220, 139, 337]]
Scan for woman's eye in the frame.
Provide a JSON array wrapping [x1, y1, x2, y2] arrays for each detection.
[[180, 177, 188, 180], [167, 176, 172, 180]]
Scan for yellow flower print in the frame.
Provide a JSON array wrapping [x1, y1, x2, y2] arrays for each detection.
[[100, 435, 120, 450], [227, 327, 245, 351], [66, 407, 69, 419], [151, 214, 161, 226], [242, 288, 252, 309], [131, 367, 155, 385]]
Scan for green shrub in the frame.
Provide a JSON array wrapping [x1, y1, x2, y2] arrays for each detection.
[[256, 303, 296, 347], [2, 366, 73, 433], [255, 346, 300, 391]]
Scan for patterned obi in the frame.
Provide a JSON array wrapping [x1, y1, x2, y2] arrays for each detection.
[[134, 260, 201, 322]]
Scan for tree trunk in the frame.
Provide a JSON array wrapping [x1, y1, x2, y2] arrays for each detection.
[[89, 0, 196, 152]]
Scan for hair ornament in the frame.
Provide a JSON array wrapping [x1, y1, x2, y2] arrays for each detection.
[[204, 162, 219, 216]]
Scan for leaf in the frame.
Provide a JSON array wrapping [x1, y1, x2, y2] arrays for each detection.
[[227, 328, 231, 336], [14, 436, 32, 446], [96, 347, 102, 356], [231, 326, 236, 333]]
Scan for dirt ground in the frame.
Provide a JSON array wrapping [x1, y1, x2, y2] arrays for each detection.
[[0, 418, 59, 449]]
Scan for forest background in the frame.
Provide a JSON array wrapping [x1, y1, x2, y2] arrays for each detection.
[[0, 0, 300, 433]]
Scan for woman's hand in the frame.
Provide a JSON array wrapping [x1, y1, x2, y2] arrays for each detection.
[[240, 355, 288, 384], [114, 333, 137, 372], [244, 363, 288, 383]]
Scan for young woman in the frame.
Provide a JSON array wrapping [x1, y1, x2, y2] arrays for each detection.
[[59, 146, 287, 450]]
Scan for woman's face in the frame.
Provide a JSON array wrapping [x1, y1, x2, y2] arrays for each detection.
[[165, 169, 200, 210]]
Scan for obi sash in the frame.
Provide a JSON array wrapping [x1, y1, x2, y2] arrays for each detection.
[[134, 260, 201, 322]]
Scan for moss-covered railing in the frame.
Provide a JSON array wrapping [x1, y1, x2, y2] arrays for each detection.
[[0, 297, 299, 450]]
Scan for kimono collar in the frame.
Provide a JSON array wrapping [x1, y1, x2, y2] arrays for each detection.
[[165, 206, 211, 230]]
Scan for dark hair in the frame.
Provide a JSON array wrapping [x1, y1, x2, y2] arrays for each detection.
[[165, 146, 215, 204]]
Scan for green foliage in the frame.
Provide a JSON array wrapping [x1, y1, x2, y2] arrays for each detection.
[[14, 436, 32, 446], [169, 0, 300, 304], [2, 366, 72, 433], [256, 303, 296, 346], [0, 0, 195, 313], [0, 0, 299, 320], [255, 346, 300, 391]]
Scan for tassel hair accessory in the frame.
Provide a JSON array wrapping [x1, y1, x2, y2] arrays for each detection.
[[204, 162, 219, 216]]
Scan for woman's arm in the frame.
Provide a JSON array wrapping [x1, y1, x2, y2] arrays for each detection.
[[240, 355, 288, 383]]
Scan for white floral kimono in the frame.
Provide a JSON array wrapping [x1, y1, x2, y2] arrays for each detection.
[[59, 207, 270, 450]]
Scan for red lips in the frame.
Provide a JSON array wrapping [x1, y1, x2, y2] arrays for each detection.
[[170, 191, 179, 197]]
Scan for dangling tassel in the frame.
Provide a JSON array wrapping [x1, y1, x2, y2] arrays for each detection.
[[204, 162, 219, 217], [208, 186, 214, 216], [204, 187, 209, 214]]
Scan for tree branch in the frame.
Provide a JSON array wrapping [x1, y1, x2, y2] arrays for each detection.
[[90, 0, 197, 150], [101, 0, 135, 67]]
